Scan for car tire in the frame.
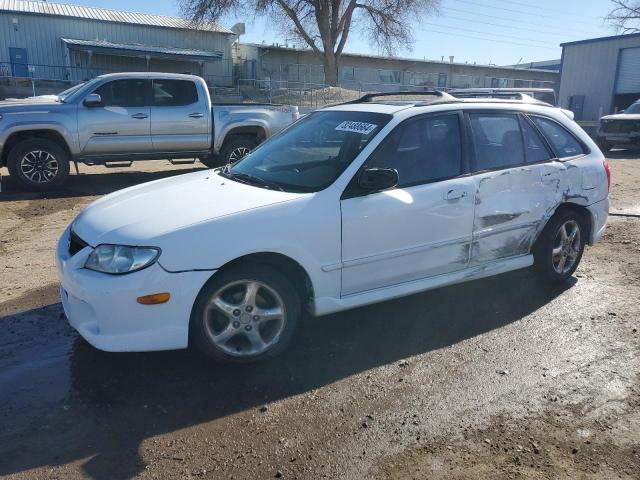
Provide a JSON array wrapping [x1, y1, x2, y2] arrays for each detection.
[[534, 209, 586, 284], [7, 138, 70, 191], [190, 264, 301, 363], [199, 154, 224, 168], [220, 135, 258, 166]]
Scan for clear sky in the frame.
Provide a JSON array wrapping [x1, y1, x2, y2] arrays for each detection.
[[58, 0, 616, 65]]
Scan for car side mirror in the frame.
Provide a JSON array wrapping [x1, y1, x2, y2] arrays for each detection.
[[358, 167, 398, 192], [84, 93, 102, 107]]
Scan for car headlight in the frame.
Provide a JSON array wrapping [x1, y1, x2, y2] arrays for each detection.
[[85, 244, 160, 274]]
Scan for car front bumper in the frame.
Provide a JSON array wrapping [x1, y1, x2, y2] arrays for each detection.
[[56, 227, 213, 352]]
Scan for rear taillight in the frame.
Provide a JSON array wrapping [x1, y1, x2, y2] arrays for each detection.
[[603, 158, 611, 192]]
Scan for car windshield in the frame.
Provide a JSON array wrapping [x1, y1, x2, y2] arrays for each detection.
[[625, 102, 640, 114], [57, 83, 86, 102], [222, 110, 392, 192]]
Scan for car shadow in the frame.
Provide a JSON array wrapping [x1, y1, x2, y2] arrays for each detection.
[[0, 268, 575, 479], [0, 165, 207, 201]]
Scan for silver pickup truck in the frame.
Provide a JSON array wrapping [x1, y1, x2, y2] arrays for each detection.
[[0, 72, 298, 190]]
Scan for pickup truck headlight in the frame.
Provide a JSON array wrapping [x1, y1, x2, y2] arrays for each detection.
[[85, 244, 160, 274]]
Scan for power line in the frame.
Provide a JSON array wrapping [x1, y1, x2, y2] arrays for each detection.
[[420, 21, 558, 46], [444, 6, 595, 36], [483, 0, 600, 21], [450, 0, 596, 26], [421, 28, 560, 50], [442, 13, 579, 38]]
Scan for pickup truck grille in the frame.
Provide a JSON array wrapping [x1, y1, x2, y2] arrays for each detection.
[[69, 230, 88, 256], [601, 120, 640, 134]]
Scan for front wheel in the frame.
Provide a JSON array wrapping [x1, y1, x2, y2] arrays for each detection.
[[534, 210, 586, 283], [7, 138, 70, 190], [190, 265, 301, 363]]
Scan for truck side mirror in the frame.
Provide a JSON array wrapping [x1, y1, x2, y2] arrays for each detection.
[[84, 93, 102, 107]]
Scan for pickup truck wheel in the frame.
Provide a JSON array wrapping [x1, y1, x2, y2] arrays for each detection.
[[221, 135, 258, 166], [534, 210, 586, 284], [190, 265, 300, 363], [7, 138, 70, 190]]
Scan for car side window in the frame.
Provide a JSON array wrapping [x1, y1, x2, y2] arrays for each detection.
[[365, 114, 462, 187], [153, 80, 198, 106], [530, 116, 586, 158], [519, 115, 552, 163], [469, 113, 524, 170], [93, 79, 149, 107]]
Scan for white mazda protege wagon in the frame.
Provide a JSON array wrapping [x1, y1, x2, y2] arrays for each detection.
[[57, 91, 610, 363]]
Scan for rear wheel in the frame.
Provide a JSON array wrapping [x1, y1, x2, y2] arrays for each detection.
[[190, 265, 301, 363], [220, 135, 258, 167], [534, 210, 586, 283], [7, 138, 70, 190]]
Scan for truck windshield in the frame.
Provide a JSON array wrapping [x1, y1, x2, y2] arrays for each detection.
[[57, 83, 85, 102], [625, 102, 640, 114], [224, 110, 392, 192]]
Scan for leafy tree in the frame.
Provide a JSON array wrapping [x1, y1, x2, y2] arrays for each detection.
[[607, 0, 640, 33], [181, 0, 440, 85]]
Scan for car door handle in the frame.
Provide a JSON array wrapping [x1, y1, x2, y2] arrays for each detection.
[[131, 113, 148, 119], [444, 189, 468, 200], [188, 113, 204, 118]]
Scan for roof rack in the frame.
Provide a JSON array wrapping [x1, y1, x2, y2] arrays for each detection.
[[346, 90, 456, 104]]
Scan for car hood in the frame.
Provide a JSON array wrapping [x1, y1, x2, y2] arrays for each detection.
[[72, 170, 305, 246], [601, 113, 640, 121], [0, 97, 66, 114]]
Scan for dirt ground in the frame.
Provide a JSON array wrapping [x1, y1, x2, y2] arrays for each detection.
[[0, 151, 639, 479]]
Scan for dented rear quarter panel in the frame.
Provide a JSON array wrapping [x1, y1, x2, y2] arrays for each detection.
[[467, 109, 608, 265]]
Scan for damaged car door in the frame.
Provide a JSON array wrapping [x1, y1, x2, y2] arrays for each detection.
[[467, 111, 566, 265], [340, 112, 475, 295]]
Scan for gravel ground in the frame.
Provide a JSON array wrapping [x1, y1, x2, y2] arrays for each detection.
[[0, 152, 639, 479]]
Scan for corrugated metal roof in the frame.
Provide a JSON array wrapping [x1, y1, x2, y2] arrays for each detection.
[[62, 38, 223, 58], [0, 0, 234, 34]]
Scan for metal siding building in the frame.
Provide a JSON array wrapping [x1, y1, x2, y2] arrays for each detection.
[[0, 0, 235, 86], [559, 33, 640, 122], [236, 43, 559, 92]]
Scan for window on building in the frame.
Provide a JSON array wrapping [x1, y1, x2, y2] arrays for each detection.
[[152, 80, 198, 106], [530, 116, 586, 158], [378, 69, 401, 84], [437, 73, 447, 88], [365, 113, 462, 187], [342, 66, 355, 81], [469, 113, 525, 170], [408, 72, 433, 87], [93, 79, 149, 107]]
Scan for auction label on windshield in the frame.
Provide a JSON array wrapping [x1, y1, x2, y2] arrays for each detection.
[[335, 121, 378, 135]]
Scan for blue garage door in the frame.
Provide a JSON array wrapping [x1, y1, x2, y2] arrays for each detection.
[[9, 47, 29, 77], [616, 47, 640, 94]]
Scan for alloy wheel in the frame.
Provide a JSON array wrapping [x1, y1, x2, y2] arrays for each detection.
[[20, 150, 59, 184], [228, 147, 251, 164], [203, 280, 287, 357], [552, 219, 581, 275]]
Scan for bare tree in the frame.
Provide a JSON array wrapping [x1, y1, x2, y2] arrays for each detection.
[[180, 0, 440, 86], [607, 0, 640, 33]]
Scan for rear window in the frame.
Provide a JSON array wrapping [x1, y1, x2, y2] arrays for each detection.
[[153, 80, 198, 106], [469, 113, 525, 170], [530, 116, 586, 158]]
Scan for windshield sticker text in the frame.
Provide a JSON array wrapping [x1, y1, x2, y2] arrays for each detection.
[[335, 121, 378, 135]]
